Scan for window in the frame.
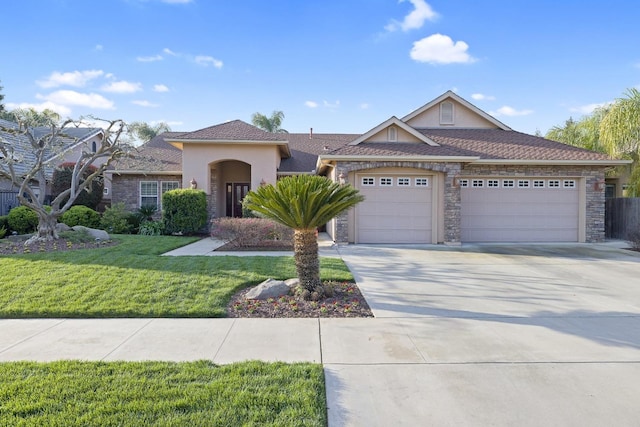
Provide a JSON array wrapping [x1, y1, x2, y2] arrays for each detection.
[[161, 181, 180, 194], [361, 177, 375, 186], [440, 101, 454, 125], [518, 180, 530, 188], [388, 126, 397, 142], [487, 179, 499, 188], [533, 180, 545, 188], [472, 179, 484, 188], [563, 180, 576, 188], [458, 179, 469, 188], [140, 181, 159, 208], [397, 177, 411, 186], [91, 141, 97, 153], [415, 177, 429, 187], [380, 177, 393, 186], [503, 179, 515, 188], [548, 180, 560, 188]]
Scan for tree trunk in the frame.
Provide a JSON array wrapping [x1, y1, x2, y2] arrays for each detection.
[[26, 214, 60, 244], [293, 228, 320, 292]]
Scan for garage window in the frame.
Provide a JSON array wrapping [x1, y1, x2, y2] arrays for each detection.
[[518, 180, 530, 188], [458, 179, 469, 188], [472, 179, 484, 188], [487, 179, 499, 188], [380, 177, 393, 186], [549, 180, 560, 188], [361, 177, 375, 186], [563, 180, 576, 188], [502, 179, 515, 188], [533, 180, 545, 188], [398, 177, 411, 186], [415, 177, 429, 187]]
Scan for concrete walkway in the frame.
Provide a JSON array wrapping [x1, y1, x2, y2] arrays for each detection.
[[2, 239, 640, 426]]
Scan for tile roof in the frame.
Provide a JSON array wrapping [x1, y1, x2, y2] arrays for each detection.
[[419, 129, 614, 161], [111, 132, 182, 172], [173, 120, 287, 141], [280, 133, 357, 172]]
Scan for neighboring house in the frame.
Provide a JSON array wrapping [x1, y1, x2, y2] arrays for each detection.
[[0, 118, 106, 214], [111, 91, 629, 244]]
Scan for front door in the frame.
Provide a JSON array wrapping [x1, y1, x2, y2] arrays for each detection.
[[226, 183, 250, 217]]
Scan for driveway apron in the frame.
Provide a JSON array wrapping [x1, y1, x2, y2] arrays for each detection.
[[326, 243, 640, 426]]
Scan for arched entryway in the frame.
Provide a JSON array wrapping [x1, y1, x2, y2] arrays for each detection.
[[210, 160, 251, 218]]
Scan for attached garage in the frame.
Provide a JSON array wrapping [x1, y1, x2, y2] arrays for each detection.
[[355, 172, 435, 244], [461, 177, 580, 242]]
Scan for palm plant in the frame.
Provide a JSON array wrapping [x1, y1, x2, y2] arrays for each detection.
[[244, 175, 363, 293], [251, 111, 288, 133]]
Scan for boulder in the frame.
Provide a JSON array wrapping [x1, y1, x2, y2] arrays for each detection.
[[72, 225, 110, 241], [56, 223, 72, 232], [284, 278, 300, 289], [245, 278, 291, 300]]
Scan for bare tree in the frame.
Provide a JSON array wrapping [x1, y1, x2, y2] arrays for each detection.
[[0, 113, 128, 243]]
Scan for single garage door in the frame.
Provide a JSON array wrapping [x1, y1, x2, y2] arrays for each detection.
[[461, 177, 579, 242], [356, 174, 432, 243]]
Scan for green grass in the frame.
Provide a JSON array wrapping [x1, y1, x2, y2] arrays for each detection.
[[0, 235, 353, 318], [0, 360, 327, 426]]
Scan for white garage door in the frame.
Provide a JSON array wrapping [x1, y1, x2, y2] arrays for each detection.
[[461, 177, 579, 242], [357, 174, 432, 244]]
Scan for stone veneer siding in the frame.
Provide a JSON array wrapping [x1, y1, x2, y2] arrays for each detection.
[[329, 162, 606, 244], [111, 174, 182, 218]]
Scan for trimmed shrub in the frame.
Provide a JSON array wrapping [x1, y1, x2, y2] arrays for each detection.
[[210, 217, 293, 248], [162, 189, 208, 235], [7, 206, 38, 234], [60, 205, 100, 228], [100, 202, 132, 234], [51, 162, 104, 210]]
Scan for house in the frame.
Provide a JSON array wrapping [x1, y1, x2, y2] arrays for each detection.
[[110, 91, 629, 244], [0, 118, 106, 214]]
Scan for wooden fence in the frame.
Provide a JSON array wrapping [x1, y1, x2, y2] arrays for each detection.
[[0, 191, 18, 216], [605, 198, 640, 239]]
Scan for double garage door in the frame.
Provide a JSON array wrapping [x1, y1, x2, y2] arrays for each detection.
[[356, 173, 433, 244], [355, 172, 580, 244], [461, 177, 579, 242]]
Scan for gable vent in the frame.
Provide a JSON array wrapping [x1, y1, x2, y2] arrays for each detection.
[[388, 126, 397, 142], [439, 101, 454, 125]]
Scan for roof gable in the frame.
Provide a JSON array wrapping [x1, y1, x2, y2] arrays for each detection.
[[348, 116, 439, 146], [402, 90, 512, 130]]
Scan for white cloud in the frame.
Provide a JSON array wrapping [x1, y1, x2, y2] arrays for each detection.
[[471, 93, 496, 101], [37, 70, 104, 88], [323, 100, 341, 109], [6, 101, 72, 116], [569, 102, 611, 115], [37, 90, 115, 110], [137, 54, 163, 62], [101, 81, 142, 93], [194, 55, 223, 68], [163, 48, 178, 56], [132, 100, 159, 107], [164, 120, 184, 126], [410, 34, 475, 64], [95, 44, 103, 51], [490, 106, 533, 117], [153, 84, 170, 92], [305, 101, 318, 108], [359, 103, 370, 110], [386, 0, 438, 32]]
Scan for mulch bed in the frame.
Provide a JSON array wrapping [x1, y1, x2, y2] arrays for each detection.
[[227, 281, 373, 318], [0, 237, 117, 255]]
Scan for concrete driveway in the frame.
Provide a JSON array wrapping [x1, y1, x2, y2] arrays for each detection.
[[327, 243, 640, 426]]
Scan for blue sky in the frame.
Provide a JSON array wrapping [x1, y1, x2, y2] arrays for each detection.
[[2, 0, 639, 136]]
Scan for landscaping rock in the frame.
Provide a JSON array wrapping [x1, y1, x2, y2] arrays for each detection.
[[72, 225, 110, 241], [56, 223, 72, 232], [245, 278, 291, 300], [284, 278, 300, 289]]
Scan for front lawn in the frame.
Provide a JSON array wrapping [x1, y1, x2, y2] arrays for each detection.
[[0, 235, 353, 318], [0, 360, 326, 426]]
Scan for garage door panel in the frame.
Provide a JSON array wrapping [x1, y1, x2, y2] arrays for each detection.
[[461, 179, 579, 242], [357, 174, 432, 244]]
